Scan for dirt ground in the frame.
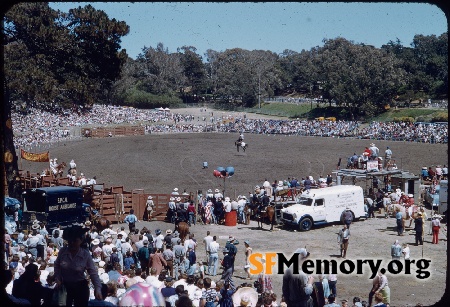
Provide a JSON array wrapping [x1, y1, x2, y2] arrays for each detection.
[[20, 108, 448, 306]]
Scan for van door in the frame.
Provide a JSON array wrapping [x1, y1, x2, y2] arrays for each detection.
[[314, 198, 326, 221]]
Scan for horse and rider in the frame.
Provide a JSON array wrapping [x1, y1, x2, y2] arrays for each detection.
[[235, 133, 248, 152]]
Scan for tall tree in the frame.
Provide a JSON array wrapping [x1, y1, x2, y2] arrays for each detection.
[[316, 38, 406, 118], [3, 3, 129, 197], [177, 46, 206, 102]]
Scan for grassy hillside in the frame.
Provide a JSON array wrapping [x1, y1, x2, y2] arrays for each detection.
[[239, 102, 446, 122]]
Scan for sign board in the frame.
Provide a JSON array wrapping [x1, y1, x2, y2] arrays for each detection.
[[367, 160, 379, 172]]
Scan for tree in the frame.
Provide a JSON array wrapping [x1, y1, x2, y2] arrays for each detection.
[[3, 3, 129, 197], [316, 38, 405, 118], [177, 46, 206, 102]]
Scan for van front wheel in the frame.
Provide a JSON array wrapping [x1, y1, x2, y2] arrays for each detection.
[[299, 217, 313, 231]]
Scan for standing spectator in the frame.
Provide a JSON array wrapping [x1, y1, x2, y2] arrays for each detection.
[[303, 176, 312, 190], [12, 263, 44, 305], [368, 270, 381, 307], [366, 197, 375, 218], [138, 240, 151, 275], [54, 224, 102, 306], [186, 245, 197, 276], [414, 212, 424, 246], [163, 243, 174, 277], [244, 240, 252, 280], [431, 214, 441, 244], [123, 209, 138, 233], [384, 146, 392, 168], [328, 273, 337, 297], [369, 143, 379, 160], [187, 201, 197, 226], [154, 229, 164, 251], [374, 270, 390, 306], [442, 164, 448, 179], [324, 294, 340, 307], [173, 238, 185, 280], [203, 231, 213, 263], [402, 243, 410, 260], [150, 248, 167, 276], [25, 228, 39, 259], [225, 236, 237, 274], [435, 165, 442, 180], [208, 236, 220, 277], [145, 196, 155, 221], [200, 277, 218, 307], [221, 248, 234, 289], [395, 208, 404, 236], [342, 208, 353, 229], [123, 251, 135, 270], [337, 225, 350, 259], [390, 240, 402, 260], [428, 166, 436, 179], [326, 174, 333, 186], [282, 248, 313, 307]]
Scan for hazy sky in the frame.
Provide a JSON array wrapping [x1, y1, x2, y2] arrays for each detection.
[[48, 2, 448, 59]]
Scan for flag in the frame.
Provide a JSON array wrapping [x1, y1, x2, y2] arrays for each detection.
[[20, 149, 50, 162]]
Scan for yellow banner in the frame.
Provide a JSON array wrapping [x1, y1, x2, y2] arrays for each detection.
[[20, 149, 50, 162]]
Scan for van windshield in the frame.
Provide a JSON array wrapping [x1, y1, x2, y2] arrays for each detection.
[[297, 197, 313, 206]]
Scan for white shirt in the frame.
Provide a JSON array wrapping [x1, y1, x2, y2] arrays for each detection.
[[402, 246, 410, 259], [224, 201, 231, 212], [203, 235, 213, 252], [78, 177, 87, 186], [209, 241, 219, 253]]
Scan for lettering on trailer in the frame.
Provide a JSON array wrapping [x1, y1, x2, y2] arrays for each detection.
[[57, 197, 68, 203], [48, 203, 77, 211]]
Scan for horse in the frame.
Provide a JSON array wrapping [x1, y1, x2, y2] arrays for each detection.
[[235, 141, 248, 152], [257, 205, 276, 231], [90, 212, 111, 232], [175, 221, 189, 243]]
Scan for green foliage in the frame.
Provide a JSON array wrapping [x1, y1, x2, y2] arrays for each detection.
[[116, 88, 182, 109], [431, 112, 448, 122], [393, 117, 415, 123]]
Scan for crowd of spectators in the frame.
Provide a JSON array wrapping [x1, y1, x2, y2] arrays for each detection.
[[11, 104, 448, 149]]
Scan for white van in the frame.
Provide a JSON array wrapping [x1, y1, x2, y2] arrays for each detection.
[[438, 180, 447, 216], [280, 185, 366, 231]]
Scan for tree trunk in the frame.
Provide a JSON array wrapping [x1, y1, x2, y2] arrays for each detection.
[[3, 88, 22, 198]]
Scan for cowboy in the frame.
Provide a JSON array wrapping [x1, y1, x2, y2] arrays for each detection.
[[384, 146, 392, 168], [225, 236, 238, 274], [337, 225, 350, 259], [369, 143, 379, 160], [395, 207, 404, 236], [168, 197, 177, 223], [258, 191, 270, 216], [414, 212, 424, 246], [123, 209, 138, 233]]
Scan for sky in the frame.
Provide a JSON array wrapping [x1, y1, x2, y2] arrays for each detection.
[[48, 2, 448, 60]]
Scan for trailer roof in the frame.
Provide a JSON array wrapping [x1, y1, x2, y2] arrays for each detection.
[[331, 168, 417, 179]]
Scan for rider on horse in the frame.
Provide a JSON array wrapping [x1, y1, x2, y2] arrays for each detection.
[[237, 133, 244, 143]]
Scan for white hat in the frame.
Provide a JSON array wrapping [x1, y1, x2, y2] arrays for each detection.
[[85, 221, 91, 226], [176, 197, 181, 202], [255, 185, 260, 190], [32, 220, 40, 224], [295, 248, 310, 259], [232, 287, 258, 307], [207, 189, 213, 193], [170, 197, 175, 201], [225, 197, 230, 202], [278, 181, 284, 187], [92, 239, 100, 245], [173, 188, 178, 192], [148, 195, 153, 199], [99, 261, 106, 268], [166, 229, 173, 235], [54, 158, 57, 161], [31, 224, 40, 230], [408, 194, 414, 198], [370, 143, 375, 146], [215, 188, 220, 193], [80, 173, 84, 177]]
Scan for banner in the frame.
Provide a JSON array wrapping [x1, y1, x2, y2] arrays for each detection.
[[20, 149, 50, 162], [366, 160, 379, 172]]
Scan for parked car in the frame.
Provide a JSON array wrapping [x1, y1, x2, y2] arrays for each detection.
[[424, 184, 440, 208]]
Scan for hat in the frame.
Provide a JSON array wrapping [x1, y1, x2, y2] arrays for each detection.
[[117, 233, 123, 237], [166, 229, 173, 235], [254, 185, 260, 190], [144, 241, 149, 245], [422, 167, 427, 170], [99, 260, 106, 268], [147, 195, 153, 199], [370, 143, 375, 146], [173, 188, 178, 192], [232, 287, 259, 307], [215, 188, 220, 193], [278, 180, 284, 187], [155, 229, 161, 235], [225, 197, 230, 202], [170, 197, 175, 201], [228, 236, 235, 242], [62, 224, 89, 241], [32, 220, 40, 225], [121, 238, 126, 243], [173, 231, 179, 237], [85, 221, 91, 226], [92, 239, 100, 245], [295, 248, 310, 259], [176, 197, 181, 202], [9, 262, 18, 269], [207, 189, 213, 193], [31, 224, 40, 230], [165, 276, 173, 283], [408, 194, 414, 198], [80, 173, 84, 177], [244, 240, 250, 245]]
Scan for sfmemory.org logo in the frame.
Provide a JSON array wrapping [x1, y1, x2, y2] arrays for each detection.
[[249, 252, 431, 279]]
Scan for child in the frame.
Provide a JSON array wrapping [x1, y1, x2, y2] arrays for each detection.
[[124, 251, 135, 270], [200, 277, 218, 307]]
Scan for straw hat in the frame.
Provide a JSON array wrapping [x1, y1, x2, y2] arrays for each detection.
[[91, 239, 100, 246], [232, 287, 258, 307], [166, 229, 173, 235]]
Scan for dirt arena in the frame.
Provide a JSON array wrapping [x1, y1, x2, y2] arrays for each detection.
[[21, 108, 448, 306]]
